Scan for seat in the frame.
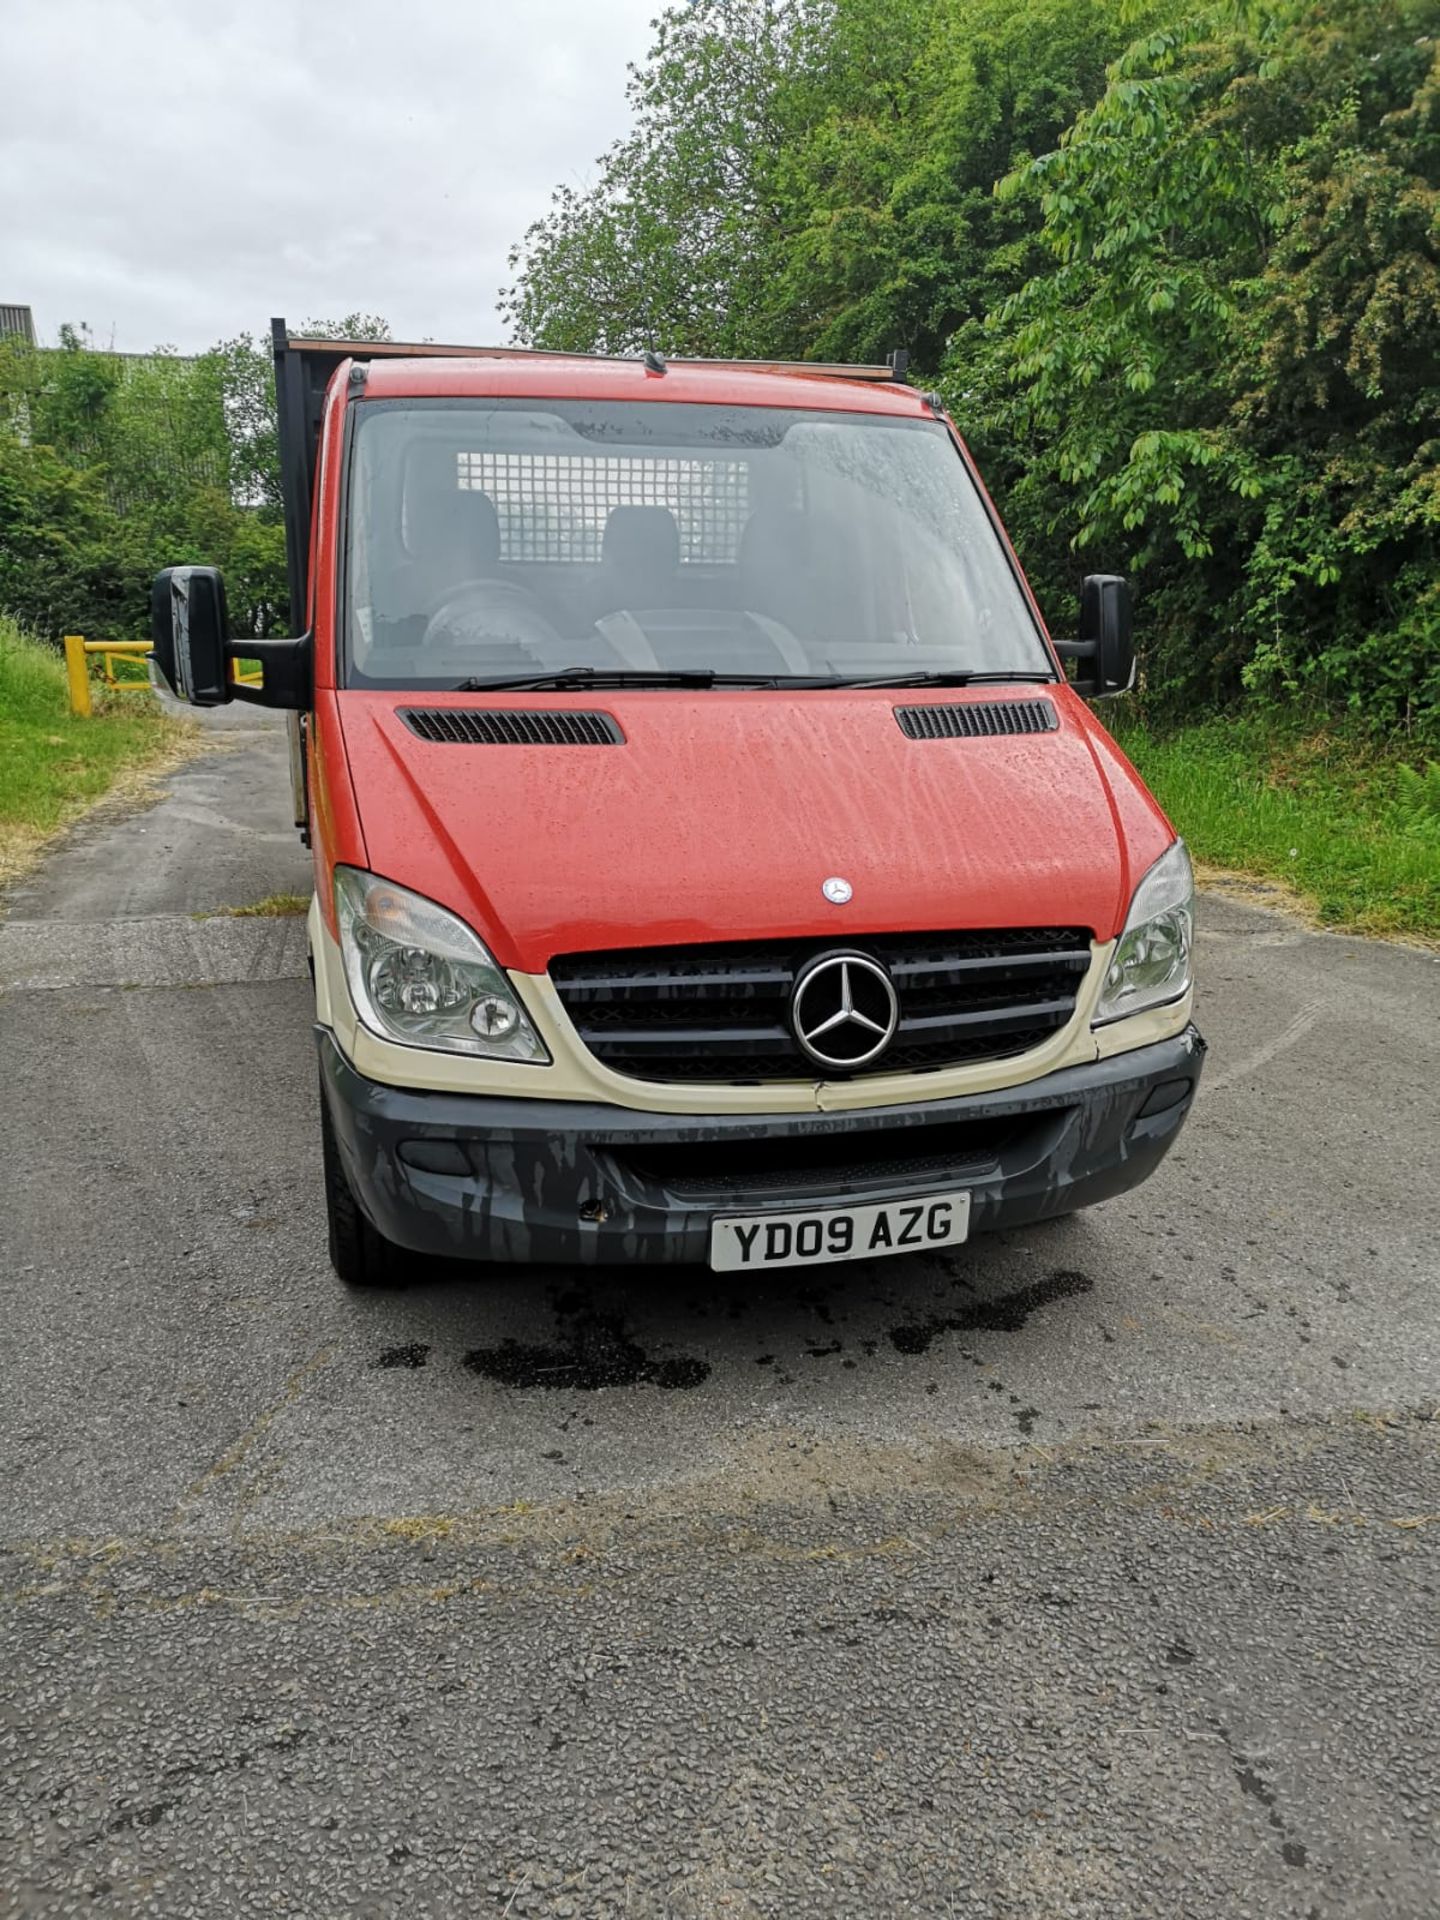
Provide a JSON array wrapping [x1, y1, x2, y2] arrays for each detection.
[[412, 487, 504, 613], [595, 505, 682, 615], [738, 508, 810, 637]]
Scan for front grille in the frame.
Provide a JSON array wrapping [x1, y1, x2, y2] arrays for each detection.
[[895, 698, 1058, 740], [399, 707, 623, 746], [549, 927, 1092, 1084]]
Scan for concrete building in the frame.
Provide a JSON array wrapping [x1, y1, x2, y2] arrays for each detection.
[[0, 304, 37, 345]]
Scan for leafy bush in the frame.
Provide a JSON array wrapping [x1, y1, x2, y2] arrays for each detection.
[[0, 316, 385, 647], [959, 0, 1440, 736]]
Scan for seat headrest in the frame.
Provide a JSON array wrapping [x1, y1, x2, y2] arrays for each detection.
[[739, 507, 817, 572], [738, 507, 863, 644], [413, 485, 502, 575], [602, 505, 680, 573]]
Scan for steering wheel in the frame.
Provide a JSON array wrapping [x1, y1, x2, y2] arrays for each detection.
[[423, 577, 541, 619], [422, 579, 558, 652]]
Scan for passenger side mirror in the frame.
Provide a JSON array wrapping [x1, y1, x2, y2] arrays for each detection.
[[1054, 574, 1135, 699], [151, 566, 232, 706], [150, 564, 312, 710]]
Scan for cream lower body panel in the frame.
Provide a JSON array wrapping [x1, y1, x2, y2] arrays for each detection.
[[309, 899, 1192, 1116], [1093, 989, 1196, 1061]]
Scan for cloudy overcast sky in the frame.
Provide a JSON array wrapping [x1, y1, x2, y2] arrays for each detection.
[[3, 0, 659, 353]]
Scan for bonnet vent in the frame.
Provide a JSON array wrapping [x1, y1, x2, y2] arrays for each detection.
[[895, 698, 1058, 741], [399, 708, 623, 746]]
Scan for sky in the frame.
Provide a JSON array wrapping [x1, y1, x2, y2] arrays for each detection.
[[3, 0, 660, 354]]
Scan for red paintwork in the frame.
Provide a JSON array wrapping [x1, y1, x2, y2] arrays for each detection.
[[304, 356, 1176, 964], [309, 365, 363, 928], [310, 690, 368, 936], [310, 363, 349, 691], [360, 355, 936, 417], [334, 686, 1173, 972]]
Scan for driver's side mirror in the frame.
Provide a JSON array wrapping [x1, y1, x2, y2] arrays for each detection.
[[151, 566, 231, 706], [150, 565, 311, 710], [1054, 574, 1135, 699]]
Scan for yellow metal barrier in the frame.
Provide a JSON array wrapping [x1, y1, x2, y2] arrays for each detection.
[[62, 635, 262, 715], [63, 635, 93, 716]]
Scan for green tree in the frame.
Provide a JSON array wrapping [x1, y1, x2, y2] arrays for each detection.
[[764, 0, 1153, 365], [963, 0, 1440, 729], [503, 0, 1152, 366], [0, 333, 149, 640], [294, 313, 393, 342], [0, 434, 141, 641], [0, 314, 390, 643], [503, 1, 808, 355]]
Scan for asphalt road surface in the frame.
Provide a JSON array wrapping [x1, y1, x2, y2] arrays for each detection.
[[2, 718, 1437, 1919]]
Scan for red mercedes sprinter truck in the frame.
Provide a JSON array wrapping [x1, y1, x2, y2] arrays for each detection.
[[151, 323, 1203, 1286]]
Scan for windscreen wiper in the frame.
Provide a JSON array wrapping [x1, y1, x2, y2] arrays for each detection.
[[446, 666, 1058, 693], [448, 667, 820, 692], [827, 669, 1059, 690]]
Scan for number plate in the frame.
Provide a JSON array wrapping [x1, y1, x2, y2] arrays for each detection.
[[709, 1190, 971, 1272]]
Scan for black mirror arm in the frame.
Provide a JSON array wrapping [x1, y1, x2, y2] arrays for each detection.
[[1052, 637, 1099, 696], [228, 633, 313, 711]]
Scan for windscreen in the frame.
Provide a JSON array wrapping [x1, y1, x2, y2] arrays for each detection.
[[342, 399, 1051, 687]]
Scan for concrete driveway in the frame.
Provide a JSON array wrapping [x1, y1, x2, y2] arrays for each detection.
[[2, 719, 1436, 1918]]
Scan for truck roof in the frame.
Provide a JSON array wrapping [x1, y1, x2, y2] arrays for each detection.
[[358, 352, 936, 418]]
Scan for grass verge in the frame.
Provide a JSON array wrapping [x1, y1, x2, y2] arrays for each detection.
[[0, 616, 197, 889], [199, 892, 311, 919], [1113, 712, 1440, 942]]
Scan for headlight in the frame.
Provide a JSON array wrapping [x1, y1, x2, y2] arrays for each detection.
[[1094, 839, 1194, 1026], [334, 867, 549, 1063]]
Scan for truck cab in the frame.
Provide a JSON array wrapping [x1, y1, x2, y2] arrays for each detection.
[[152, 323, 1203, 1286]]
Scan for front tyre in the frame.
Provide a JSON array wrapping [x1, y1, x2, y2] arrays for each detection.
[[318, 1074, 408, 1288]]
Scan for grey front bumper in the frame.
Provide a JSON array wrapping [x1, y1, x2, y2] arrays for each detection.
[[316, 1024, 1206, 1268]]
